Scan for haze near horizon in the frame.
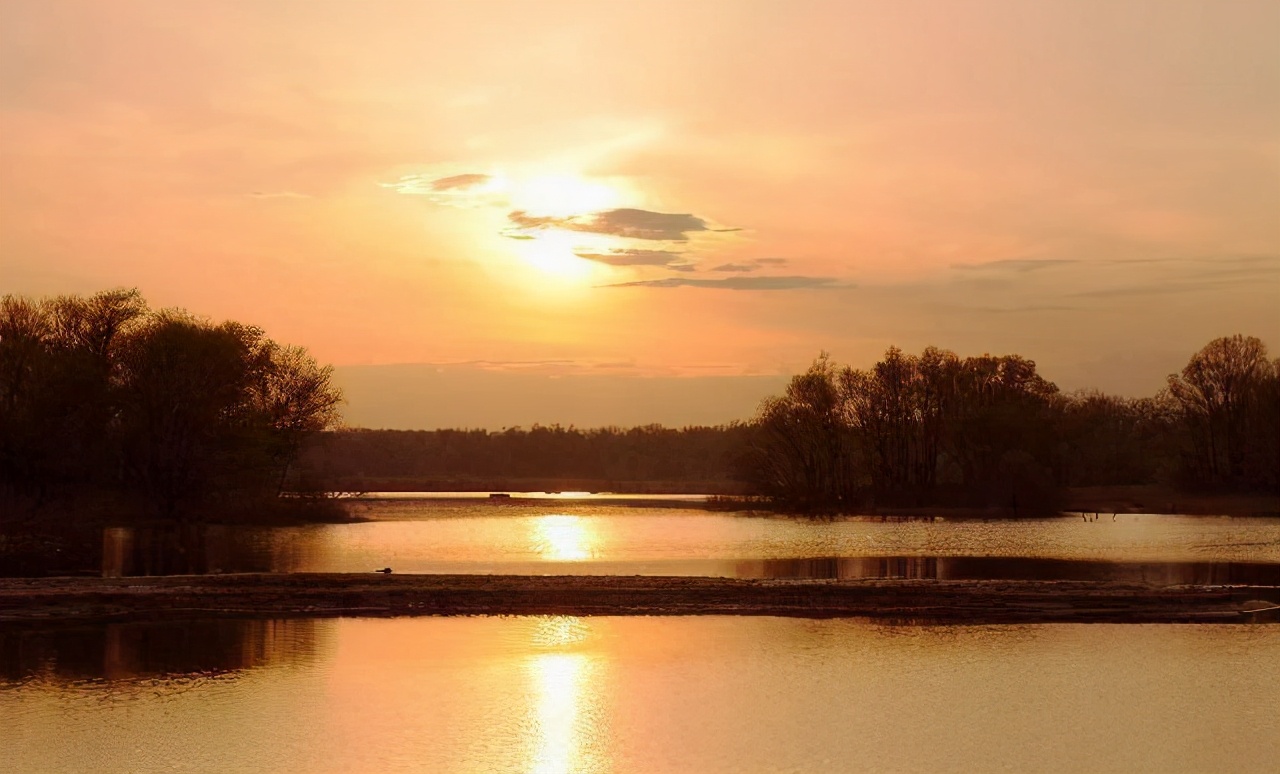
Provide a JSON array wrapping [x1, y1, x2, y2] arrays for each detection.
[[3, 0, 1277, 428]]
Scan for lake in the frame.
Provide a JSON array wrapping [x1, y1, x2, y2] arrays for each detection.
[[88, 499, 1280, 582], [3, 615, 1279, 773], [6, 500, 1280, 772]]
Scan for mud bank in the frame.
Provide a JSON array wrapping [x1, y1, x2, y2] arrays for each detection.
[[3, 574, 1278, 625]]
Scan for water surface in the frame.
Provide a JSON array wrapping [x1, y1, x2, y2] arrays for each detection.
[[4, 616, 1278, 773], [97, 501, 1280, 581]]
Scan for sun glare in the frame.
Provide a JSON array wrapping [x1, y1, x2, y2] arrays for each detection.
[[512, 230, 599, 281], [532, 514, 596, 561], [526, 616, 598, 774], [529, 652, 590, 774], [484, 171, 632, 284], [509, 174, 621, 218]]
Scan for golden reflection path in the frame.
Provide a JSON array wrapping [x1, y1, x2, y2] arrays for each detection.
[[531, 515, 597, 562], [525, 616, 602, 774]]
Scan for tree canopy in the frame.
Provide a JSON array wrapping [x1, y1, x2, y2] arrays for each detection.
[[0, 289, 342, 519], [740, 337, 1279, 512]]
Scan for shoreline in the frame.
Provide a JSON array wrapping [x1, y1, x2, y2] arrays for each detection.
[[343, 487, 1280, 519], [2, 573, 1277, 626]]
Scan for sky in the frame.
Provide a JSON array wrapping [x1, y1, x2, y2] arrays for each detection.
[[2, 0, 1277, 429]]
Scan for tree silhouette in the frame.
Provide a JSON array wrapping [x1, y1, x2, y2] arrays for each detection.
[[0, 290, 341, 519], [1167, 335, 1278, 490]]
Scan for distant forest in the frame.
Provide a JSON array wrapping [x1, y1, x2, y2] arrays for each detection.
[[298, 335, 1280, 511], [294, 424, 753, 494]]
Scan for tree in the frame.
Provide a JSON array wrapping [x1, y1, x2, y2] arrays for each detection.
[[0, 290, 343, 520], [743, 355, 860, 509], [1167, 335, 1273, 488], [741, 348, 1063, 512], [0, 290, 147, 508], [248, 343, 344, 494]]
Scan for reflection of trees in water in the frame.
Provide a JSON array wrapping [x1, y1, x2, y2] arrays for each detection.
[[0, 525, 102, 577], [735, 557, 942, 580], [736, 556, 1280, 585], [3, 523, 327, 578], [0, 618, 325, 684], [101, 525, 326, 577]]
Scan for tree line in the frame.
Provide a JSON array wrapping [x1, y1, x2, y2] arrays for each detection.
[[294, 424, 752, 493], [742, 336, 1279, 512], [294, 334, 1277, 511], [4, 288, 1273, 518], [0, 289, 342, 519]]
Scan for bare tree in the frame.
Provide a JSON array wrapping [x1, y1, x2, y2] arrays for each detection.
[[1167, 335, 1272, 486]]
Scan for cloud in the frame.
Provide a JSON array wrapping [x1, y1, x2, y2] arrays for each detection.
[[381, 172, 499, 206], [1182, 255, 1280, 282], [574, 248, 695, 271], [583, 209, 715, 240], [967, 305, 1079, 313], [428, 173, 491, 191], [449, 358, 580, 371], [507, 211, 564, 229], [1055, 255, 1280, 298], [508, 207, 730, 241], [710, 258, 790, 273], [1067, 283, 1207, 299], [951, 258, 1079, 272], [605, 275, 842, 291], [247, 191, 311, 199]]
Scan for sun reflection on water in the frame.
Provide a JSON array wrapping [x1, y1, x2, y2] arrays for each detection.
[[526, 616, 601, 774], [529, 652, 587, 774], [532, 615, 592, 648], [532, 515, 596, 562]]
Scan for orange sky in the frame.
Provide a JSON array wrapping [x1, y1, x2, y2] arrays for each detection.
[[2, 1, 1277, 427]]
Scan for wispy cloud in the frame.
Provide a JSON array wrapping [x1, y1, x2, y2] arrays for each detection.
[[1182, 255, 1280, 282], [509, 207, 733, 241], [951, 258, 1079, 272], [966, 304, 1079, 313], [605, 275, 842, 291], [710, 257, 789, 273], [428, 173, 491, 191], [1066, 283, 1208, 299], [574, 248, 695, 271], [1047, 255, 1280, 298], [247, 191, 311, 199], [381, 172, 499, 206]]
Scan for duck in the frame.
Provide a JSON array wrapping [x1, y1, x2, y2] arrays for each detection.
[[375, 567, 392, 574]]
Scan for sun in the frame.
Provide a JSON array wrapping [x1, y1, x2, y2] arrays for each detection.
[[512, 230, 599, 281], [507, 173, 621, 217], [493, 172, 628, 282]]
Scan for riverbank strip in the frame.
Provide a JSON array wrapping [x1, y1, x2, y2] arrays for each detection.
[[2, 574, 1277, 625]]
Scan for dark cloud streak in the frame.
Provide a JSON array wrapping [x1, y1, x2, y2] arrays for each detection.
[[574, 248, 695, 271], [711, 258, 789, 273], [605, 276, 842, 291], [951, 258, 1079, 272], [508, 207, 723, 241]]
